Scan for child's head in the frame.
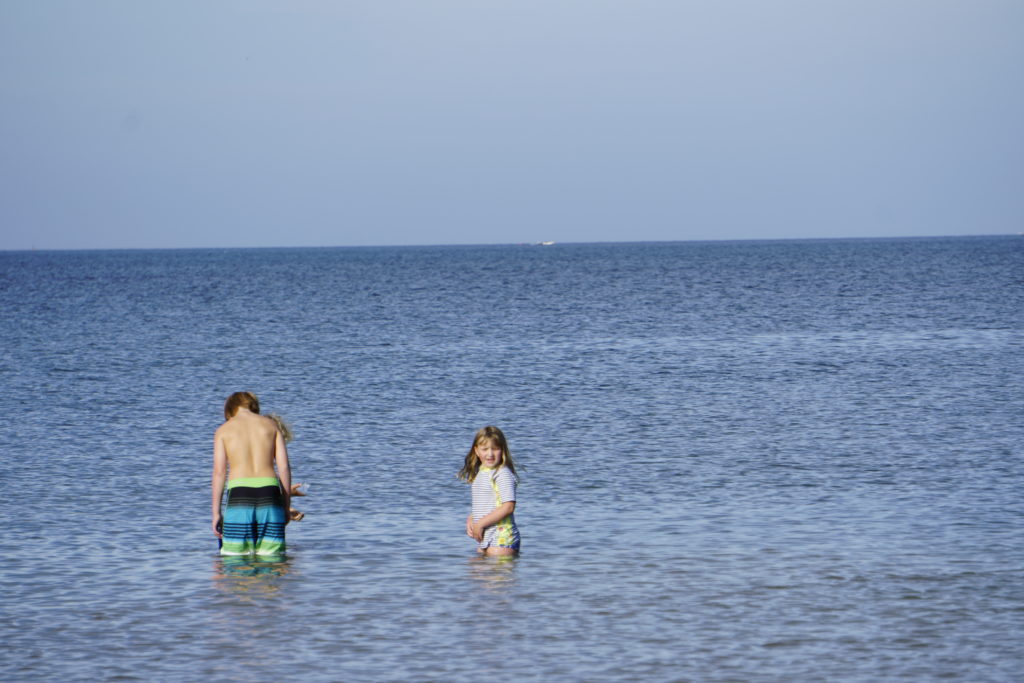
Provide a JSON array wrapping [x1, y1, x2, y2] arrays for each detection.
[[458, 425, 517, 482], [224, 391, 260, 420], [267, 413, 293, 443]]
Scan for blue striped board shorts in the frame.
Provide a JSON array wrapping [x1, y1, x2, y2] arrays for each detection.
[[220, 477, 286, 556]]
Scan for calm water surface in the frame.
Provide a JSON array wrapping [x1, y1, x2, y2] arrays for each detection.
[[1, 237, 1022, 681]]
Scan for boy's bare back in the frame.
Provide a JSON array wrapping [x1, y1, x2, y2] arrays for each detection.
[[215, 409, 282, 479]]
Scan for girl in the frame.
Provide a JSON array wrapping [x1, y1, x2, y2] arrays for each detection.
[[458, 426, 520, 556], [267, 413, 308, 522]]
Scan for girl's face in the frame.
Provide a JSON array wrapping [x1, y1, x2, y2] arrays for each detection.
[[474, 438, 503, 469]]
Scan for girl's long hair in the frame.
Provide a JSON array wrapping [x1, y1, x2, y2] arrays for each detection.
[[267, 413, 293, 443], [457, 425, 517, 483]]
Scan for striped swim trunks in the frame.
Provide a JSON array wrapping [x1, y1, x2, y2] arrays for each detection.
[[220, 477, 287, 556]]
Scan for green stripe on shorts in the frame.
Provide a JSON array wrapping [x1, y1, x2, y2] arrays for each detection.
[[226, 476, 280, 489]]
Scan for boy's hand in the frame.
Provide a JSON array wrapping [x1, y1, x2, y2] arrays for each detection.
[[212, 515, 223, 539]]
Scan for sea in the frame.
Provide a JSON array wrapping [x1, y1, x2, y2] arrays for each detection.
[[1, 236, 1022, 681]]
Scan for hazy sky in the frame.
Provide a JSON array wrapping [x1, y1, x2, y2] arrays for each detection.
[[2, 1, 1022, 250]]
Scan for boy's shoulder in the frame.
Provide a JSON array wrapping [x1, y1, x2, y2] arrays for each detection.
[[215, 413, 276, 435]]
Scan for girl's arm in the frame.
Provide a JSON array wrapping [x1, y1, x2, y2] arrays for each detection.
[[471, 501, 515, 541]]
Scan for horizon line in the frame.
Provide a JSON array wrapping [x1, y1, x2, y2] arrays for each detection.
[[2, 232, 1019, 254]]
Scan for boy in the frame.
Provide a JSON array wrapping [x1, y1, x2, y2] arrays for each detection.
[[211, 392, 292, 556]]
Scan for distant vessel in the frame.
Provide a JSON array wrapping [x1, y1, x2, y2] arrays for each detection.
[[536, 241, 555, 246]]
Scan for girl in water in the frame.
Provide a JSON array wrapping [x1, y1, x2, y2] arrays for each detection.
[[267, 413, 308, 522], [458, 426, 520, 556]]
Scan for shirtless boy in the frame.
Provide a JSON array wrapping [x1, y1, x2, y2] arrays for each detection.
[[211, 392, 292, 556]]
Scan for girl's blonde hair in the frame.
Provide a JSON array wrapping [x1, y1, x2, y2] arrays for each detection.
[[457, 425, 517, 483], [267, 413, 293, 443]]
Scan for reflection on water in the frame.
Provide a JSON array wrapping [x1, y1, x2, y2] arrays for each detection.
[[212, 555, 292, 601], [467, 554, 518, 595]]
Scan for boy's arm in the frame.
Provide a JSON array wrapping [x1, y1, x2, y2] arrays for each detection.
[[275, 429, 292, 520], [211, 431, 227, 538]]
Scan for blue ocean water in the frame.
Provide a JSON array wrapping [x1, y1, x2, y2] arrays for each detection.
[[1, 236, 1022, 681]]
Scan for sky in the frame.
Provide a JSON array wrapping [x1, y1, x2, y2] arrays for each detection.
[[1, 1, 1022, 250]]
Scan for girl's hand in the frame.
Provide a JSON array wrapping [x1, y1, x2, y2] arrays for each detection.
[[471, 522, 485, 542], [466, 515, 475, 539]]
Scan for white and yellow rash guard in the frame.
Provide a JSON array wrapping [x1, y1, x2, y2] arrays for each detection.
[[470, 466, 520, 550]]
